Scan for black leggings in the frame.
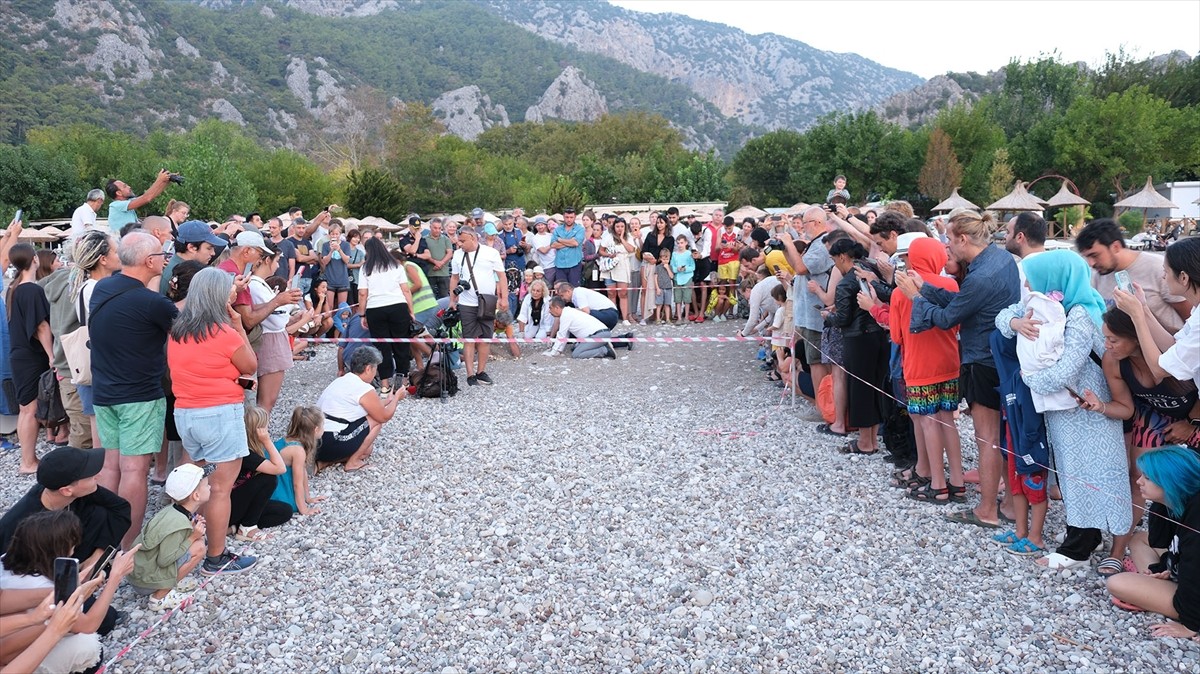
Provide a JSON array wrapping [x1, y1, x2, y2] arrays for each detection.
[[365, 303, 412, 381], [229, 471, 294, 530], [1057, 525, 1102, 561]]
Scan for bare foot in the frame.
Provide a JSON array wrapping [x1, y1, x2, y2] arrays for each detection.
[[343, 461, 370, 472], [18, 462, 39, 475]]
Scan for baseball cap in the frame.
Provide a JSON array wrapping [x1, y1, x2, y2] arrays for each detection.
[[235, 231, 274, 254], [408, 215, 422, 228], [471, 208, 484, 219], [178, 220, 227, 247], [38, 446, 105, 490], [164, 464, 216, 501], [563, 207, 576, 214], [483, 222, 499, 236], [533, 215, 547, 224]]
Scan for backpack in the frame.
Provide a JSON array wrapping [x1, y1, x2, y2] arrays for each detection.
[[414, 352, 458, 399], [880, 400, 917, 465]]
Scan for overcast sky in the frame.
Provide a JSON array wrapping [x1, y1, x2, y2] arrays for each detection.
[[610, 0, 1200, 79]]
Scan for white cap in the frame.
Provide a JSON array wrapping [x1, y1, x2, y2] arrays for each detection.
[[895, 232, 925, 255], [164, 464, 213, 501], [235, 231, 274, 254]]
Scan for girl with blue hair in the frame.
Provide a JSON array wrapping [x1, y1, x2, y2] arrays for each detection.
[[1106, 446, 1200, 638], [997, 249, 1131, 570]]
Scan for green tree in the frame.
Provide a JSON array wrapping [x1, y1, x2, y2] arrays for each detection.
[[345, 167, 407, 222], [0, 144, 86, 219], [160, 140, 258, 220], [1053, 87, 1186, 200], [655, 151, 728, 202], [932, 103, 1004, 202], [244, 149, 342, 217], [788, 112, 921, 205], [545, 175, 584, 214], [918, 128, 963, 201], [987, 147, 1015, 203], [729, 130, 803, 207], [988, 56, 1086, 139]]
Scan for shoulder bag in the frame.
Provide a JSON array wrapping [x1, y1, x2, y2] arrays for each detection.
[[61, 282, 138, 386], [464, 249, 498, 321]]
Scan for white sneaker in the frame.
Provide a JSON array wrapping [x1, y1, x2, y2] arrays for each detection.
[[148, 588, 190, 612], [621, 320, 631, 326]]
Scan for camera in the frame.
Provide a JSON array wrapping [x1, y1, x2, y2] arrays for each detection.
[[451, 280, 471, 296], [764, 238, 782, 254], [165, 171, 185, 185]]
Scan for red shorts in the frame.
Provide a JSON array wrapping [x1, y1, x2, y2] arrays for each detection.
[[1007, 452, 1047, 505]]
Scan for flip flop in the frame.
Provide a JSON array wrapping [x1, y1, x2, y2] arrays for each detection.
[[1111, 596, 1145, 613], [1096, 557, 1125, 578], [943, 508, 1002, 529], [838, 440, 877, 455], [816, 423, 847, 437]]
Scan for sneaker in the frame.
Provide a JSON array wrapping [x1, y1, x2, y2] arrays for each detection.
[[638, 320, 647, 326], [604, 345, 617, 359], [466, 375, 478, 386], [200, 550, 257, 576], [148, 589, 189, 612], [475, 371, 494, 385]]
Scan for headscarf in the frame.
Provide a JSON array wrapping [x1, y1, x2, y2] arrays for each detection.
[[908, 237, 956, 290], [1022, 249, 1107, 328]]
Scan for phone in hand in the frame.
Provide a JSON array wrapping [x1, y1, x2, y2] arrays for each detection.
[[1065, 387, 1086, 403], [53, 557, 78, 604], [244, 263, 254, 277], [1114, 270, 1132, 293], [236, 375, 257, 391], [858, 279, 871, 295], [13, 209, 22, 224], [85, 546, 117, 583]]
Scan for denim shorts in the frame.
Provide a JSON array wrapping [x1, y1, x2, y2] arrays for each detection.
[[95, 398, 166, 456], [174, 402, 248, 464], [76, 384, 95, 416]]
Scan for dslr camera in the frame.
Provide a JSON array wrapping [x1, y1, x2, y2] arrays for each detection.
[[452, 280, 472, 296], [164, 170, 185, 185]]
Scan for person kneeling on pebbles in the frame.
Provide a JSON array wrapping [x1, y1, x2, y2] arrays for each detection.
[[129, 464, 211, 611], [547, 297, 633, 359]]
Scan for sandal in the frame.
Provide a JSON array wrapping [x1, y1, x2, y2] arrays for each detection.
[[234, 525, 270, 543], [1111, 596, 1145, 612], [888, 468, 929, 490], [906, 483, 951, 503], [991, 530, 1019, 546], [766, 372, 781, 382], [1096, 557, 1125, 578], [1005, 538, 1047, 557], [947, 483, 968, 503], [1036, 552, 1088, 570], [943, 508, 1002, 529], [838, 440, 877, 455], [816, 423, 847, 437]]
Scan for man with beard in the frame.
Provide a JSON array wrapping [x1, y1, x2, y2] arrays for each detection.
[[105, 171, 173, 231], [1075, 218, 1189, 333]]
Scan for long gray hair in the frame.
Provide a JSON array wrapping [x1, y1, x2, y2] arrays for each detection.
[[170, 267, 233, 344]]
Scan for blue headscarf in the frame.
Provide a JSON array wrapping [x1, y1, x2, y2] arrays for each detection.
[[1022, 249, 1107, 328]]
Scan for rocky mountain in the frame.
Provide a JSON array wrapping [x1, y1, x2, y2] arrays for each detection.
[[0, 0, 922, 158], [480, 0, 923, 131]]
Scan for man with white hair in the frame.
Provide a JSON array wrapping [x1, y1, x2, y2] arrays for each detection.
[[89, 231, 180, 548], [217, 231, 302, 331], [69, 189, 106, 239], [448, 225, 508, 386]]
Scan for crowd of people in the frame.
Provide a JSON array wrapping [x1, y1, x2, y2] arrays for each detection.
[[733, 186, 1199, 640], [1, 167, 1199, 671]]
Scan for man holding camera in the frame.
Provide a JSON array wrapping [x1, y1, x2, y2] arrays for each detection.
[[105, 170, 176, 232], [448, 226, 507, 386]]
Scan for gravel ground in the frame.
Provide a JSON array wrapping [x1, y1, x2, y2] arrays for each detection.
[[2, 318, 1199, 673]]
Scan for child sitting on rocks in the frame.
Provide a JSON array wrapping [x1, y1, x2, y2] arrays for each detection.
[[272, 405, 329, 516], [130, 464, 210, 611]]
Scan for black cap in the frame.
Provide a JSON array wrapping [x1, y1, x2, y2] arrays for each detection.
[[408, 215, 422, 227], [38, 447, 105, 490], [563, 207, 576, 214]]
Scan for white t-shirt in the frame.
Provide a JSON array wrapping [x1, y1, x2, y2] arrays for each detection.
[[531, 232, 556, 269], [450, 246, 504, 307], [555, 306, 607, 339], [671, 223, 696, 247], [570, 286, 616, 311], [361, 264, 408, 309], [1161, 308, 1200, 392], [248, 277, 289, 333], [70, 203, 100, 239], [0, 561, 51, 590], [76, 278, 98, 323], [316, 373, 374, 433]]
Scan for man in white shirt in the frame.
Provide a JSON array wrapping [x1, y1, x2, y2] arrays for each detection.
[[554, 282, 619, 329], [548, 298, 634, 359], [69, 189, 106, 239], [449, 226, 508, 386]]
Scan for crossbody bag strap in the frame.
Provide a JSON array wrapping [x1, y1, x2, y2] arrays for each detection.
[[463, 248, 482, 292]]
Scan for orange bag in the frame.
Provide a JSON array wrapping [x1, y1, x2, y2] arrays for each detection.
[[816, 374, 836, 424]]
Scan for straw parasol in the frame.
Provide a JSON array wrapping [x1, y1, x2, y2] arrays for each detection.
[[931, 188, 979, 213], [18, 228, 57, 243], [986, 181, 1044, 212], [359, 216, 402, 232], [1114, 176, 1178, 210], [37, 226, 68, 238], [1046, 182, 1090, 208], [783, 202, 811, 216], [727, 205, 768, 221]]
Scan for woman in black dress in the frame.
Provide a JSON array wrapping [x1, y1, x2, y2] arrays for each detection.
[[6, 243, 53, 474]]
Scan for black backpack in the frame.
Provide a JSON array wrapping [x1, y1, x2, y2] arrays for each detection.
[[36, 370, 68, 428], [880, 400, 917, 465], [414, 354, 458, 399]]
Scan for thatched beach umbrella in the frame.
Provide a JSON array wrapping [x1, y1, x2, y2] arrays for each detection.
[[986, 181, 1044, 212], [1114, 176, 1178, 230], [727, 205, 768, 220], [932, 188, 979, 213], [18, 228, 57, 243], [37, 226, 68, 239], [1046, 182, 1090, 237]]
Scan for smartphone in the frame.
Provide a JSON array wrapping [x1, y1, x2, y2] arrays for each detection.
[[236, 375, 257, 391], [858, 279, 871, 295], [1114, 270, 1132, 293], [85, 546, 118, 583], [53, 557, 78, 604], [1065, 386, 1085, 403], [244, 263, 254, 277], [13, 209, 22, 224]]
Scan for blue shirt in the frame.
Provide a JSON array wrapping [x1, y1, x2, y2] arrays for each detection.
[[671, 251, 695, 286], [499, 228, 524, 270], [909, 243, 1019, 366], [551, 223, 586, 269], [107, 199, 137, 232], [794, 232, 833, 331]]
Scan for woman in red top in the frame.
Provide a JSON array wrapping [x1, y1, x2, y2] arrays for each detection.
[[890, 237, 964, 503]]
